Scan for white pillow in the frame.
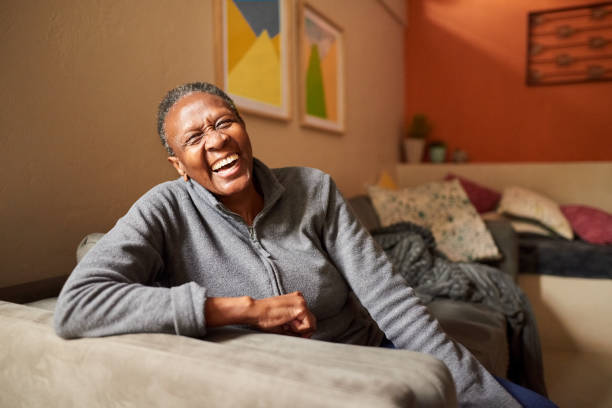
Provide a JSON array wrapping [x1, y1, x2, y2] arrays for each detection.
[[497, 186, 573, 239], [368, 180, 500, 262], [509, 220, 555, 236], [76, 233, 106, 263]]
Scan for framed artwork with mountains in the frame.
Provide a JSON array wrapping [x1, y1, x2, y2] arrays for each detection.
[[215, 0, 292, 120], [298, 2, 345, 133]]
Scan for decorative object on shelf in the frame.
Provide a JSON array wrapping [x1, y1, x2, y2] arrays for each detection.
[[453, 148, 468, 163], [214, 0, 292, 120], [376, 170, 399, 190], [299, 2, 345, 133], [404, 138, 426, 164], [428, 141, 447, 163], [527, 2, 612, 86], [404, 114, 431, 163]]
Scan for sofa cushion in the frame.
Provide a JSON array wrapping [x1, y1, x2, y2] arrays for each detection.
[[444, 173, 501, 213], [368, 181, 500, 262], [0, 300, 457, 408], [347, 195, 381, 231], [561, 204, 612, 245], [427, 299, 509, 378], [482, 218, 519, 282], [497, 186, 573, 240]]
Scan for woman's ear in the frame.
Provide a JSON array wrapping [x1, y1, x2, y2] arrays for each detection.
[[167, 156, 189, 181]]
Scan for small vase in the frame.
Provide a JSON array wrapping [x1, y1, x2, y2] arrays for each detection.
[[429, 144, 447, 163], [404, 138, 425, 163]]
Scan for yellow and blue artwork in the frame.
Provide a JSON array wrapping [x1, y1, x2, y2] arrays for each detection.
[[222, 0, 289, 119]]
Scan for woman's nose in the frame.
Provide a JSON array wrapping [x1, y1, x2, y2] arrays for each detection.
[[204, 130, 229, 150]]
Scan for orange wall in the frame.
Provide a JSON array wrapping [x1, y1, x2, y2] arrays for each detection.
[[404, 0, 612, 162]]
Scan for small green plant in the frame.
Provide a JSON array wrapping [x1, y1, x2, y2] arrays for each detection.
[[407, 114, 431, 139]]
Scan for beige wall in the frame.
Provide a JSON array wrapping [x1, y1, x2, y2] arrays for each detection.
[[0, 0, 405, 286]]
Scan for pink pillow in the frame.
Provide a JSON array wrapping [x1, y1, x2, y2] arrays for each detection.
[[444, 174, 501, 213], [561, 205, 612, 245]]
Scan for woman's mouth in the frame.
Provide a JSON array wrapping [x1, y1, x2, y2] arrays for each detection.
[[211, 153, 239, 174]]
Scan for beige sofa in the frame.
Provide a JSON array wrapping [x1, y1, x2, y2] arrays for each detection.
[[0, 298, 457, 408], [0, 181, 515, 408]]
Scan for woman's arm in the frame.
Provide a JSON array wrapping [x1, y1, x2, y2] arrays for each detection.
[[319, 175, 519, 408], [55, 185, 316, 340], [54, 188, 208, 339]]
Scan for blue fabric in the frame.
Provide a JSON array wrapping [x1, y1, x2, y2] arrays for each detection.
[[379, 338, 558, 408], [494, 376, 559, 408], [519, 234, 612, 279], [380, 337, 396, 349]]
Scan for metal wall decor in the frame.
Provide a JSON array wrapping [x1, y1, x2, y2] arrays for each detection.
[[527, 2, 612, 85]]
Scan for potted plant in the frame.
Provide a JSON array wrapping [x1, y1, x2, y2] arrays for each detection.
[[404, 114, 431, 163], [428, 140, 447, 163]]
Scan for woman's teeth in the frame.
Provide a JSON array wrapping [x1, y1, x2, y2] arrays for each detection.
[[212, 154, 239, 172]]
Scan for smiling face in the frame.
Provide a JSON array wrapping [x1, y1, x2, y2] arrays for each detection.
[[164, 92, 255, 200]]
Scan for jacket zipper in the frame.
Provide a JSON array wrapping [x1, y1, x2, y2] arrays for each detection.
[[247, 224, 283, 295]]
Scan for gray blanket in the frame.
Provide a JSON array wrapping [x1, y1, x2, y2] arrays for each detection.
[[371, 222, 547, 396]]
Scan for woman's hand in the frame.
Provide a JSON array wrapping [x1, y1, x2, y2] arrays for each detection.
[[249, 291, 317, 338], [204, 291, 317, 338]]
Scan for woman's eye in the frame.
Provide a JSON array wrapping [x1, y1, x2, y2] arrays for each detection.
[[216, 119, 233, 129], [186, 133, 202, 145]]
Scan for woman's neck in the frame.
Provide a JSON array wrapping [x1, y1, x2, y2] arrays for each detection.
[[220, 183, 264, 226]]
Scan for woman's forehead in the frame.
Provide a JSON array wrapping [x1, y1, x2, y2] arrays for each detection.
[[175, 92, 228, 112], [169, 93, 231, 125]]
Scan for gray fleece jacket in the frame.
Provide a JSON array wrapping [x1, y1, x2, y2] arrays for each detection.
[[55, 159, 518, 407]]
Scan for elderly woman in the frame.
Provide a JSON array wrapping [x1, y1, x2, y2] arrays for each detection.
[[55, 82, 550, 407]]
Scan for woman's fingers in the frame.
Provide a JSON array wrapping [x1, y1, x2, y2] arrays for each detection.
[[253, 291, 317, 337], [289, 313, 316, 338]]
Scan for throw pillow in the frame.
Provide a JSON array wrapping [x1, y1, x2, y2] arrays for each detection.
[[497, 186, 573, 240], [368, 180, 501, 262], [76, 233, 106, 263], [481, 212, 555, 237], [561, 205, 612, 245], [444, 174, 501, 213], [508, 220, 555, 236]]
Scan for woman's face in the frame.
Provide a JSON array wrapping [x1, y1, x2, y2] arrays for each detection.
[[165, 92, 254, 199]]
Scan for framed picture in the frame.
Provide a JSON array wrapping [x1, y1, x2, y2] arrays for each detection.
[[214, 0, 291, 120], [298, 2, 345, 133], [526, 2, 612, 86]]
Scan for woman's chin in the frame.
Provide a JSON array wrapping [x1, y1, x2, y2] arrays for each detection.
[[212, 173, 253, 198]]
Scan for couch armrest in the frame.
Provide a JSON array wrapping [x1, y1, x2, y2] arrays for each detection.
[[482, 218, 519, 282], [347, 195, 381, 231], [0, 301, 457, 408]]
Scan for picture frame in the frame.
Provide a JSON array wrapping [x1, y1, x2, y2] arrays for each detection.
[[298, 2, 345, 133], [214, 0, 292, 120], [526, 2, 612, 86]]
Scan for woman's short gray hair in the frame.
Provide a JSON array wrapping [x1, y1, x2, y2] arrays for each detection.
[[156, 82, 243, 156]]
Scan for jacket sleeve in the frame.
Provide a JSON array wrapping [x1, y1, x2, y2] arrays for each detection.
[[54, 188, 208, 339], [320, 174, 519, 408]]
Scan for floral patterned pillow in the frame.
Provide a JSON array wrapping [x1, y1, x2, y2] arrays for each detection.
[[367, 180, 501, 262], [497, 186, 573, 240]]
